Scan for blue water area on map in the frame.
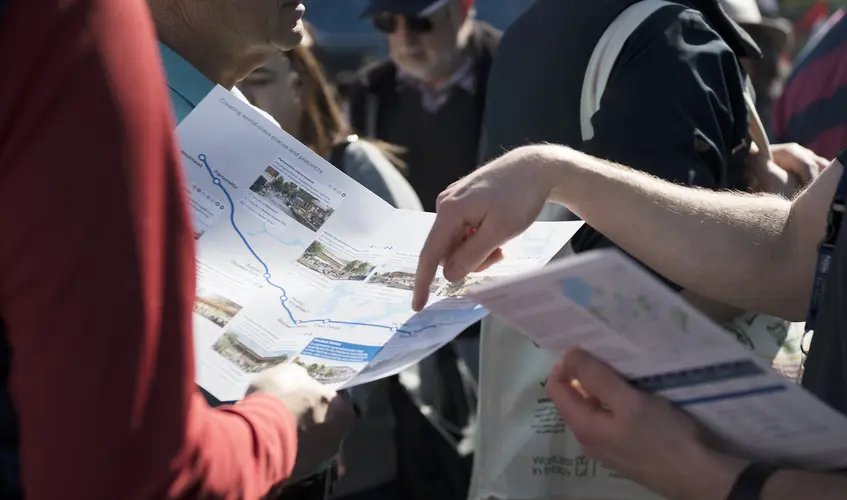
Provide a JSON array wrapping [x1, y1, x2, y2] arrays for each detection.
[[561, 277, 595, 307], [302, 338, 382, 362]]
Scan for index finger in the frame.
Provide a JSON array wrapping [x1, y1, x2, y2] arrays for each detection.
[[546, 354, 609, 433], [816, 156, 830, 174], [413, 213, 463, 311]]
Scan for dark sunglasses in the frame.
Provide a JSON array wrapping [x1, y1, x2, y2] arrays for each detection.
[[372, 12, 434, 34]]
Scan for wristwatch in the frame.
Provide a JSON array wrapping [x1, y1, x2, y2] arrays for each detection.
[[727, 462, 780, 500]]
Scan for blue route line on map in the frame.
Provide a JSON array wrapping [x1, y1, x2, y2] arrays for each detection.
[[246, 222, 306, 248], [199, 153, 462, 336]]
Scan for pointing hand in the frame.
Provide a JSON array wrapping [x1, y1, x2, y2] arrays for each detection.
[[413, 145, 567, 310]]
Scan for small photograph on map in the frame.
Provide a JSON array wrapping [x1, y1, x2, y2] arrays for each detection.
[[292, 356, 358, 385], [296, 241, 376, 281], [367, 269, 445, 293], [213, 332, 296, 373], [248, 166, 335, 232], [194, 290, 244, 327], [436, 275, 495, 298]]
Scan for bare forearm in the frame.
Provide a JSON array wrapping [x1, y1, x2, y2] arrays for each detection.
[[535, 145, 826, 319]]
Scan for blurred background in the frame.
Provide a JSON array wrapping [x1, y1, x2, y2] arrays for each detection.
[[306, 0, 536, 78], [306, 0, 845, 80]]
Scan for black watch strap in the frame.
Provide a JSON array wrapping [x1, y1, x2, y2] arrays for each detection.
[[727, 462, 780, 500]]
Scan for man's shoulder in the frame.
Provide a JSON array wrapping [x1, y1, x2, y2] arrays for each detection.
[[341, 139, 423, 210], [470, 20, 502, 51], [341, 137, 377, 165], [661, 0, 759, 60], [341, 60, 397, 131], [620, 2, 747, 66], [587, 0, 751, 188], [494, 0, 637, 59], [350, 59, 398, 96]]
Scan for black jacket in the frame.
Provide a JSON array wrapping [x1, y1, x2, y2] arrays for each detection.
[[482, 0, 759, 287], [344, 20, 501, 153]]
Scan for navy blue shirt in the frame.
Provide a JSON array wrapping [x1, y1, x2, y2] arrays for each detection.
[[482, 0, 758, 287]]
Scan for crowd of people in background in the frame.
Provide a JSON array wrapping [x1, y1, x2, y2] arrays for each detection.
[[3, 0, 847, 499]]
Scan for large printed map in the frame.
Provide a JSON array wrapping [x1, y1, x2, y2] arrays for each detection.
[[179, 86, 583, 401]]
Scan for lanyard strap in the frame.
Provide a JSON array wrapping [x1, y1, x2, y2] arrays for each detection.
[[805, 168, 847, 333]]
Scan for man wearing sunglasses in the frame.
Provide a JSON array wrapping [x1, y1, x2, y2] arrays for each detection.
[[346, 0, 499, 217], [339, 1, 499, 499]]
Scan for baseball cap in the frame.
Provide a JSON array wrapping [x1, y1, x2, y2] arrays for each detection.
[[361, 0, 455, 17]]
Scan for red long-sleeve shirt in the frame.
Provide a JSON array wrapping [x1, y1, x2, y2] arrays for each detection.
[[0, 0, 298, 498]]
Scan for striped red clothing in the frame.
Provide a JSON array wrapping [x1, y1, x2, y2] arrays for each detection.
[[772, 9, 847, 159]]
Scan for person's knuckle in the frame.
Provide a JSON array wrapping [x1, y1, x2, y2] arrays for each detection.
[[435, 192, 457, 212]]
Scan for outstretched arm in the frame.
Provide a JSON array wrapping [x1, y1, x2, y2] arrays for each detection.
[[413, 145, 840, 320]]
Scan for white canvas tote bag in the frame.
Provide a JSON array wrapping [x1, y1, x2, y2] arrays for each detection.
[[469, 2, 805, 498]]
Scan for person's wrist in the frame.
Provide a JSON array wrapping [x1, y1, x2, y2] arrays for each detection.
[[519, 144, 577, 204], [671, 444, 748, 500]]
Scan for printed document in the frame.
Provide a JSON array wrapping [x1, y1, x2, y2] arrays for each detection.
[[177, 86, 583, 402], [468, 249, 847, 470]]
